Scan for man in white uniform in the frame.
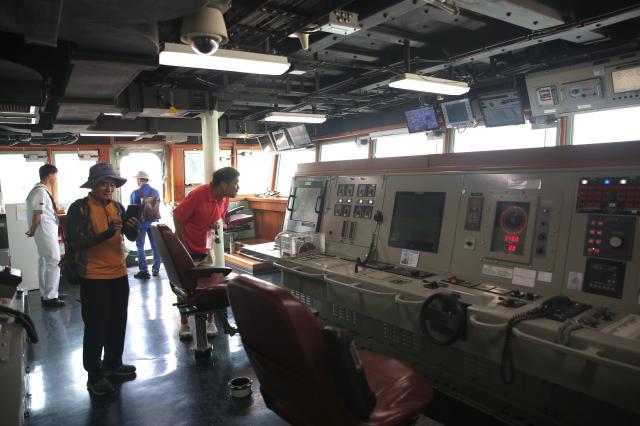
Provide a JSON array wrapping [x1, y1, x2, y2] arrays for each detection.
[[26, 164, 64, 307]]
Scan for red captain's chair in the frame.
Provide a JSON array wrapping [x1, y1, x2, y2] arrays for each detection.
[[227, 275, 434, 425], [151, 224, 236, 358]]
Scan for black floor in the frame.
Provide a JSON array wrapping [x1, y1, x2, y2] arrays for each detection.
[[24, 267, 502, 426], [25, 268, 287, 426]]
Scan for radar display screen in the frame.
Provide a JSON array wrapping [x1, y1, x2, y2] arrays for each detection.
[[490, 201, 530, 255], [388, 191, 446, 253]]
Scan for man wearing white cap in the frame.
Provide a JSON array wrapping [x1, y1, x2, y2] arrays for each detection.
[[130, 171, 161, 279]]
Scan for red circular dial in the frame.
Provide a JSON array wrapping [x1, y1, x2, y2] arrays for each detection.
[[500, 205, 528, 235]]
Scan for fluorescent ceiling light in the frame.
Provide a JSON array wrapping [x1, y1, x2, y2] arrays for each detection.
[[264, 112, 326, 123], [288, 69, 306, 75], [103, 112, 123, 116], [80, 132, 142, 137], [159, 43, 290, 75], [389, 73, 470, 95]]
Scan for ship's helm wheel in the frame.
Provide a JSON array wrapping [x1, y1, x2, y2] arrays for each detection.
[[420, 293, 465, 345]]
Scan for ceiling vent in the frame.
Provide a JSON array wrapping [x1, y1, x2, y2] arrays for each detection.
[[137, 87, 212, 118], [317, 10, 360, 35], [0, 104, 39, 125]]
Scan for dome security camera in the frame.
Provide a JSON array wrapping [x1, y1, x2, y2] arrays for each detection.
[[180, 5, 229, 56]]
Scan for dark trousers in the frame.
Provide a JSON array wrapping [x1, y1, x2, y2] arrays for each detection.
[[80, 276, 129, 383]]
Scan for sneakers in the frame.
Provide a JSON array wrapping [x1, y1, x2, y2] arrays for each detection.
[[206, 322, 219, 337], [41, 298, 65, 308], [152, 269, 160, 276], [104, 364, 137, 377], [179, 324, 193, 340], [87, 378, 115, 396], [134, 271, 151, 279]]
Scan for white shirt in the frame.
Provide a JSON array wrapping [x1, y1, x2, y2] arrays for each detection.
[[26, 183, 59, 230]]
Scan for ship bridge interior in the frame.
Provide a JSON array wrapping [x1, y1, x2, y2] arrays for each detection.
[[1, 1, 640, 426]]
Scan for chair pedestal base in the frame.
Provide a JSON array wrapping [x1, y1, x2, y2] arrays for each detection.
[[193, 313, 213, 358], [215, 309, 238, 336]]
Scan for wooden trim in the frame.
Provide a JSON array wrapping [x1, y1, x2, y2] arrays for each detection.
[[559, 116, 568, 146], [271, 154, 280, 191], [297, 140, 640, 176], [98, 148, 110, 163], [443, 128, 453, 153], [172, 145, 189, 202], [167, 145, 175, 203]]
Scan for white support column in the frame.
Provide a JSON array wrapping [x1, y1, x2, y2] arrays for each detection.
[[200, 110, 220, 182]]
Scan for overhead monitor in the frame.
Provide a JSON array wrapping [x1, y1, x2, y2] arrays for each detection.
[[388, 191, 446, 253], [256, 134, 275, 152], [441, 98, 474, 128], [285, 124, 313, 147], [479, 91, 525, 127], [404, 105, 440, 133], [271, 129, 292, 151]]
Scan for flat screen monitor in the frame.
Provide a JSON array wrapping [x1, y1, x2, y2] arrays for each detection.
[[441, 98, 474, 128], [404, 105, 440, 132], [271, 129, 292, 151], [612, 65, 640, 94], [479, 91, 525, 127], [388, 191, 446, 253], [285, 124, 312, 147], [256, 134, 275, 152]]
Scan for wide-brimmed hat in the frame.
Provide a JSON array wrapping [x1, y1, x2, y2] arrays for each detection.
[[80, 163, 127, 188], [134, 170, 150, 180]]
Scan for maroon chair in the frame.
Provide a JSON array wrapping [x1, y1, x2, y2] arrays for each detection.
[[151, 224, 235, 358], [227, 275, 434, 425], [223, 205, 254, 254]]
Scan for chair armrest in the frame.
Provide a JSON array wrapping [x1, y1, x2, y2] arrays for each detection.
[[225, 206, 244, 218], [188, 266, 232, 279]]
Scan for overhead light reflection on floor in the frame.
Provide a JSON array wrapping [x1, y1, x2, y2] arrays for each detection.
[[229, 333, 243, 353]]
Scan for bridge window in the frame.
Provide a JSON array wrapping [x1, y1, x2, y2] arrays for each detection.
[[572, 106, 640, 145], [276, 148, 316, 195], [53, 151, 98, 209], [118, 151, 164, 206], [236, 148, 274, 195], [320, 139, 368, 161], [0, 153, 46, 211], [184, 149, 231, 185], [453, 123, 557, 152], [374, 132, 443, 158]]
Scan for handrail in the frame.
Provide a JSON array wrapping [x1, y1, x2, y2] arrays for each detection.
[[273, 262, 324, 279], [352, 284, 396, 297], [324, 275, 357, 288], [395, 294, 425, 305], [469, 314, 508, 329], [513, 327, 640, 374]]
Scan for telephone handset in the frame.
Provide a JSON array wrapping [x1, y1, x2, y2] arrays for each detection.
[[501, 295, 572, 384]]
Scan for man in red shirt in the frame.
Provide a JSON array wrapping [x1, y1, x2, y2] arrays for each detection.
[[173, 166, 240, 339]]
